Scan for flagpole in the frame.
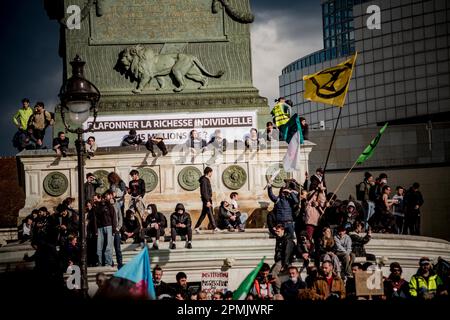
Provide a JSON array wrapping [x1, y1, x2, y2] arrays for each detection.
[[323, 106, 342, 173], [327, 158, 358, 207]]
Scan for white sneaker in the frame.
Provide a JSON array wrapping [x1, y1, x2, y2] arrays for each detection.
[[194, 228, 201, 234], [213, 227, 221, 233]]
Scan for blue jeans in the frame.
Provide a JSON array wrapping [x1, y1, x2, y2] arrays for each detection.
[[283, 221, 296, 239], [363, 201, 375, 230], [97, 226, 113, 266]]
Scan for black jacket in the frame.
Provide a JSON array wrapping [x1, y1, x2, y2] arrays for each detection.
[[52, 137, 69, 149], [404, 188, 424, 214], [84, 179, 102, 202], [170, 204, 192, 228], [145, 212, 167, 229], [309, 174, 325, 191], [93, 200, 117, 231], [129, 179, 146, 198], [207, 137, 227, 151], [122, 217, 140, 235], [274, 234, 295, 268], [281, 278, 306, 300], [349, 232, 371, 257], [199, 175, 212, 203], [154, 280, 175, 299], [267, 211, 277, 237], [121, 134, 143, 146]]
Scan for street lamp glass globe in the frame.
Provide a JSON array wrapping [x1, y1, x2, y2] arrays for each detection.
[[67, 101, 91, 126]]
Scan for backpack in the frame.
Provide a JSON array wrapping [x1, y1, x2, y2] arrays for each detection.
[[45, 111, 55, 128], [356, 182, 366, 201]]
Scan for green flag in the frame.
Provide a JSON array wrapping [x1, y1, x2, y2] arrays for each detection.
[[232, 257, 266, 300], [356, 123, 388, 164]]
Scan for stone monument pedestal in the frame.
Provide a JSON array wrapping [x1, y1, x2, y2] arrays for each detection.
[[17, 142, 315, 228]]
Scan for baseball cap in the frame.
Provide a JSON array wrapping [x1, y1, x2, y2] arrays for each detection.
[[419, 257, 431, 265]]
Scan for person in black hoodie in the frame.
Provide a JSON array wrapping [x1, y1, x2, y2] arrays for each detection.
[[94, 192, 116, 267], [194, 167, 219, 233], [170, 203, 192, 249], [144, 204, 167, 250]]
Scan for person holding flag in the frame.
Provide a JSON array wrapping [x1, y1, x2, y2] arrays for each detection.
[[233, 257, 266, 300], [270, 97, 290, 135]]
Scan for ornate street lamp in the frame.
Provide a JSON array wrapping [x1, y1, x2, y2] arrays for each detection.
[[59, 55, 100, 297]]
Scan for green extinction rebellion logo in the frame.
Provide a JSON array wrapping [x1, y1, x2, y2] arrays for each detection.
[[310, 61, 354, 99]]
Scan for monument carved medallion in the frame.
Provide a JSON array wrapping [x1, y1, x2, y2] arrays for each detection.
[[178, 166, 202, 191], [266, 164, 288, 188], [137, 168, 159, 193], [222, 165, 247, 190], [43, 172, 69, 197]]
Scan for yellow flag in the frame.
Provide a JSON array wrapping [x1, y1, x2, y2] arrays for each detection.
[[303, 53, 357, 107]]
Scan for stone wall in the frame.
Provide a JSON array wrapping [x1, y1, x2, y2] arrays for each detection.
[[17, 143, 314, 229]]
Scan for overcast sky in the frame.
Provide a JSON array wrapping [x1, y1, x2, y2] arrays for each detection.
[[0, 0, 323, 156]]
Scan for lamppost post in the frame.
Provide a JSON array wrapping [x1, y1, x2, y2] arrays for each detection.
[[59, 55, 100, 298]]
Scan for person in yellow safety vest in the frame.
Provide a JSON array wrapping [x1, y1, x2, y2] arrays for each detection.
[[271, 97, 290, 129], [409, 257, 444, 299], [12, 98, 34, 132]]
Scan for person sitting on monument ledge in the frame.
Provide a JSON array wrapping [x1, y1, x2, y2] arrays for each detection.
[[244, 127, 265, 151], [229, 192, 248, 227], [85, 135, 97, 159], [144, 203, 167, 250], [145, 135, 168, 157], [121, 129, 143, 147], [299, 117, 309, 141], [170, 203, 193, 249], [262, 121, 279, 143], [53, 131, 69, 157], [218, 200, 244, 232], [185, 129, 207, 154], [207, 129, 227, 152]]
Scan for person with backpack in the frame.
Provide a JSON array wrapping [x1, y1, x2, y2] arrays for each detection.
[[356, 172, 375, 231], [28, 102, 54, 145]]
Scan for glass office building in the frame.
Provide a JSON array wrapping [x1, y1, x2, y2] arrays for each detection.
[[279, 0, 450, 129]]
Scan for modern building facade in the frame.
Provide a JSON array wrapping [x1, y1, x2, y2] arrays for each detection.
[[279, 0, 450, 130]]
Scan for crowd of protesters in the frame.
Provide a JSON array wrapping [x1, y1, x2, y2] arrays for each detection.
[[91, 256, 449, 301], [12, 97, 445, 302]]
